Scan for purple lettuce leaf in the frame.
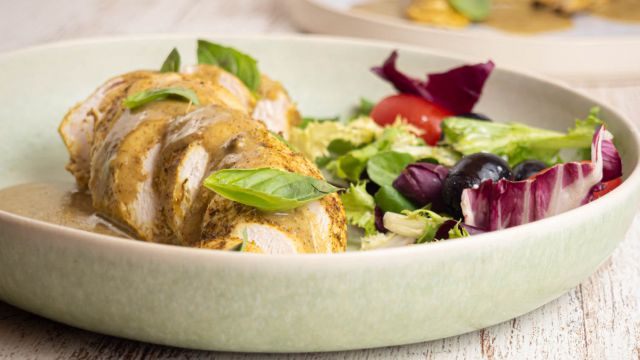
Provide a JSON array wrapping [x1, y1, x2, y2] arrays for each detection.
[[374, 206, 387, 233], [392, 162, 449, 211], [461, 126, 612, 231], [372, 50, 495, 114], [601, 133, 622, 181]]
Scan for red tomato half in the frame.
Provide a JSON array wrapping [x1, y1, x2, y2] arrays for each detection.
[[593, 177, 622, 199], [370, 94, 453, 146]]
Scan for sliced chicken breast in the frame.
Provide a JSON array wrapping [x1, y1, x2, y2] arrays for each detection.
[[89, 74, 246, 240], [59, 66, 346, 254]]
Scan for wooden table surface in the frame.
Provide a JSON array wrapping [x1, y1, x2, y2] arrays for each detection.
[[1, 0, 640, 358]]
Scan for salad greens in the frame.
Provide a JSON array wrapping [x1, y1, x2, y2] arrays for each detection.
[[366, 151, 414, 186], [374, 186, 416, 213], [203, 168, 338, 212], [442, 108, 603, 166], [341, 182, 377, 236], [197, 39, 260, 92], [123, 87, 200, 110], [160, 47, 181, 73]]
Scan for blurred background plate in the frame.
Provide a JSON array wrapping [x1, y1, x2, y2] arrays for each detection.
[[288, 0, 640, 83]]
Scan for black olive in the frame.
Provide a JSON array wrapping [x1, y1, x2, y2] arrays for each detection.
[[443, 153, 512, 218], [512, 160, 547, 181], [457, 112, 492, 122]]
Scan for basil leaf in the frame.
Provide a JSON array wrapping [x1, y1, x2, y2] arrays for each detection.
[[374, 185, 416, 213], [160, 47, 181, 73], [203, 168, 338, 211], [366, 151, 414, 187], [123, 87, 200, 110], [197, 39, 260, 91]]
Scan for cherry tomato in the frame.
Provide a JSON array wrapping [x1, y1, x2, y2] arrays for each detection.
[[370, 94, 453, 146], [592, 177, 622, 199]]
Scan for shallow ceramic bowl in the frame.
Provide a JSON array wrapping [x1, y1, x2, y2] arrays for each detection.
[[0, 35, 638, 353]]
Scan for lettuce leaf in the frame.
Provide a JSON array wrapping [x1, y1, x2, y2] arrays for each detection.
[[289, 117, 383, 161], [341, 182, 377, 236], [327, 125, 423, 182], [442, 108, 604, 166]]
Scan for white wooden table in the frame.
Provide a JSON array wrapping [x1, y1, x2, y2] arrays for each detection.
[[1, 0, 639, 358]]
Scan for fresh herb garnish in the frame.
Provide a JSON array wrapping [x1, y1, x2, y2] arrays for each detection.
[[160, 47, 181, 73], [203, 168, 338, 212], [123, 87, 200, 110], [197, 39, 260, 92]]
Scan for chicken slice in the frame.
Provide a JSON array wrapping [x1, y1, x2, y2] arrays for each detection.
[[58, 71, 153, 189], [89, 74, 246, 240], [186, 65, 300, 139], [252, 74, 301, 139], [184, 64, 255, 111]]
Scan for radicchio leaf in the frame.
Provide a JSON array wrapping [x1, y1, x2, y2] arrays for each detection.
[[372, 50, 494, 114], [392, 162, 449, 211], [601, 132, 622, 182], [374, 206, 387, 233], [461, 126, 613, 231]]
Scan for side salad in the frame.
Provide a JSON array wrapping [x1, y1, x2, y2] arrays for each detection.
[[289, 51, 623, 250]]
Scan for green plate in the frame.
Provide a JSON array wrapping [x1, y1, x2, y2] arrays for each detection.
[[0, 35, 638, 352]]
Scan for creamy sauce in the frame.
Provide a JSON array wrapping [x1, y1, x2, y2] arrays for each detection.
[[351, 0, 640, 34], [593, 0, 640, 23], [0, 182, 130, 238], [487, 0, 572, 34]]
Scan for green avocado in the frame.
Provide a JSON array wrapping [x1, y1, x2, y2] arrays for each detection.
[[448, 0, 491, 21]]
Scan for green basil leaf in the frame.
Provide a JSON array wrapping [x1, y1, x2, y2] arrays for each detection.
[[366, 151, 414, 187], [123, 87, 200, 110], [197, 39, 260, 91], [374, 185, 416, 213], [203, 168, 338, 211], [160, 47, 181, 73]]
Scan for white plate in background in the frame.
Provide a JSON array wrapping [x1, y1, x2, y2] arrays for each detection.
[[288, 0, 640, 83]]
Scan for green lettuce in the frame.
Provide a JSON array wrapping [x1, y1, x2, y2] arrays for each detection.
[[327, 126, 422, 182], [442, 107, 604, 166], [382, 209, 450, 244], [289, 116, 383, 162], [341, 182, 377, 236]]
